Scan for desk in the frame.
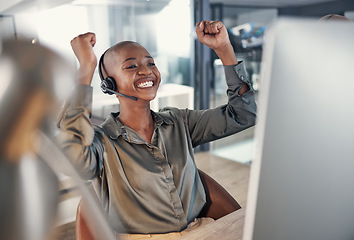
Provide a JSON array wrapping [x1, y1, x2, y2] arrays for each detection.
[[177, 208, 245, 240]]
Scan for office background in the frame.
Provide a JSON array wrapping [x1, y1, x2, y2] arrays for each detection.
[[1, 0, 354, 239]]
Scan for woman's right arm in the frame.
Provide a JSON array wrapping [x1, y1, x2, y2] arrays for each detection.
[[56, 33, 104, 180], [70, 32, 97, 86]]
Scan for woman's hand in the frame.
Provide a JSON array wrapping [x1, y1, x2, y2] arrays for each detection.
[[71, 32, 97, 68], [70, 32, 97, 85], [196, 20, 230, 50], [196, 20, 237, 66]]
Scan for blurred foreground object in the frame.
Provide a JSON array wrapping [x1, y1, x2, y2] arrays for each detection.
[[0, 38, 73, 240]]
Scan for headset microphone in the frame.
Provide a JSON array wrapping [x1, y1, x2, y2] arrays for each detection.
[[100, 85, 138, 101]]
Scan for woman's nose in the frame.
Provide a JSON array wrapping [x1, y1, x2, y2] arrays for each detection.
[[138, 65, 152, 75]]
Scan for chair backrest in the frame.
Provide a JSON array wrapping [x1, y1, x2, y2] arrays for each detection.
[[197, 169, 241, 219], [76, 169, 241, 240], [76, 198, 95, 240]]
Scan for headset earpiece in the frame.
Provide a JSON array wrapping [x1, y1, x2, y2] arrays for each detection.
[[98, 49, 117, 95], [100, 77, 117, 95]]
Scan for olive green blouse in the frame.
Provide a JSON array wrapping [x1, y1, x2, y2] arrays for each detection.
[[57, 61, 256, 234]]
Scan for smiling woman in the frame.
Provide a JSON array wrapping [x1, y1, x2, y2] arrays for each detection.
[[57, 19, 256, 239], [102, 42, 160, 103], [98, 41, 160, 104]]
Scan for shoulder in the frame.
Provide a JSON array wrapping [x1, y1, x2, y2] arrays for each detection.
[[159, 106, 181, 115], [154, 107, 188, 124], [93, 125, 108, 141]]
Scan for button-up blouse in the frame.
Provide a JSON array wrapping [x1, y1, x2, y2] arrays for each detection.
[[57, 61, 257, 234]]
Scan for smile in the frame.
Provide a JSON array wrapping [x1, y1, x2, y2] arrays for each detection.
[[137, 81, 154, 88]]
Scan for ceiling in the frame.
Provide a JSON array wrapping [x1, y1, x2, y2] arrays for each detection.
[[0, 0, 348, 14], [209, 0, 341, 8], [0, 0, 171, 14]]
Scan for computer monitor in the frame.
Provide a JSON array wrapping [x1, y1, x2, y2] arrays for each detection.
[[244, 17, 354, 240]]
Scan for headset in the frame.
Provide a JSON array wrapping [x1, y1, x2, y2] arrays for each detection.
[[98, 49, 138, 101]]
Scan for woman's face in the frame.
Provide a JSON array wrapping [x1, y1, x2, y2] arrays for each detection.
[[106, 43, 161, 102]]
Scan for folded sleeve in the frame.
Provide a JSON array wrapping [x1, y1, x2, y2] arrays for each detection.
[[56, 85, 104, 179], [182, 61, 257, 147]]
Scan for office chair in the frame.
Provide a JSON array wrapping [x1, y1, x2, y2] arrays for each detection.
[[76, 169, 241, 240]]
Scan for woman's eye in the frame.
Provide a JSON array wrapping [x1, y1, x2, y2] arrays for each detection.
[[126, 65, 137, 69], [148, 62, 156, 66]]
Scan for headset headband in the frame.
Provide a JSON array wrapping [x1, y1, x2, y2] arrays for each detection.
[[98, 48, 110, 81]]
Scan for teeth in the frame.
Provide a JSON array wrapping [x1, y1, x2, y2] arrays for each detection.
[[137, 81, 153, 88]]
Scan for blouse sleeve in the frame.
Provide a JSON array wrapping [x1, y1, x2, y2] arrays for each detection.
[[180, 61, 257, 147], [56, 85, 104, 180]]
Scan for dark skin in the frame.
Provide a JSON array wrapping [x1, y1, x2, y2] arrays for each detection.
[[103, 43, 161, 142], [70, 20, 249, 143]]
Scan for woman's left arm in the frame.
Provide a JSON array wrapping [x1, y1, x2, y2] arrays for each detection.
[[196, 20, 249, 95], [182, 20, 257, 147]]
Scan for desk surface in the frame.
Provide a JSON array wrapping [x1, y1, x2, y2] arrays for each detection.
[[177, 208, 245, 240]]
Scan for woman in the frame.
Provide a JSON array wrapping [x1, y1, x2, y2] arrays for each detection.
[[57, 20, 256, 238]]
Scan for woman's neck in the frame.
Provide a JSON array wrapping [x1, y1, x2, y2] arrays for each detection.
[[118, 104, 155, 143]]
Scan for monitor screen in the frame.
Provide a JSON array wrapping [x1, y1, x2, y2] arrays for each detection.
[[244, 17, 354, 240]]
